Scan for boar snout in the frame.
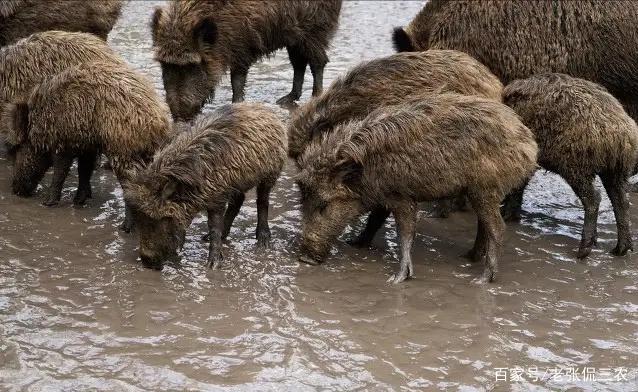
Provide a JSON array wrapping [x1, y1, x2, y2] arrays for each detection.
[[11, 178, 38, 197]]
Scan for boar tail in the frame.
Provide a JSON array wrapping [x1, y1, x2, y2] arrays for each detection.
[[392, 27, 414, 52]]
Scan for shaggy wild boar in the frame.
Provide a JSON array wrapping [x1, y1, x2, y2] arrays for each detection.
[[0, 0, 123, 46], [151, 0, 342, 121], [392, 0, 638, 122], [0, 31, 126, 205], [7, 60, 171, 231], [124, 103, 286, 270], [297, 94, 537, 283], [502, 73, 638, 258]]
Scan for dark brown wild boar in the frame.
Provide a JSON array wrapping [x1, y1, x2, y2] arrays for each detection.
[[150, 0, 342, 121], [502, 73, 638, 258], [296, 94, 537, 283], [125, 103, 286, 270]]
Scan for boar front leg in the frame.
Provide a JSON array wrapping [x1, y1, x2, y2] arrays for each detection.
[[230, 68, 248, 103], [74, 149, 98, 206], [201, 192, 245, 241], [256, 181, 274, 249], [389, 201, 417, 284], [206, 207, 225, 269], [43, 152, 73, 206], [348, 206, 390, 248], [309, 50, 328, 97], [277, 45, 308, 106]]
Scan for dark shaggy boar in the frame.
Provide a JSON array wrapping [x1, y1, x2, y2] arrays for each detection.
[[151, 0, 342, 121], [502, 73, 638, 259], [0, 31, 126, 205], [392, 0, 638, 122], [0, 0, 123, 46], [125, 103, 286, 270], [7, 61, 171, 231], [297, 94, 537, 283]]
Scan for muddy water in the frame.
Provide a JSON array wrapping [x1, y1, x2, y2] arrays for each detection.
[[1, 1, 637, 391]]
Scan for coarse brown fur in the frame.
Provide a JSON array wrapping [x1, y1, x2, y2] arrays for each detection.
[[125, 103, 287, 269], [297, 93, 538, 283], [392, 0, 638, 122], [502, 73, 638, 258], [151, 0, 342, 121], [0, 0, 123, 46], [288, 49, 503, 162]]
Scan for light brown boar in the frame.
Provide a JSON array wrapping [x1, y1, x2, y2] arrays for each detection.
[[0, 0, 123, 46], [150, 0, 342, 121], [124, 103, 286, 270], [503, 73, 638, 259], [297, 93, 537, 283], [392, 0, 638, 123], [0, 31, 126, 205], [7, 60, 172, 232]]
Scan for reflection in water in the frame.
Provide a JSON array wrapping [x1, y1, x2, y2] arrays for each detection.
[[0, 1, 637, 391]]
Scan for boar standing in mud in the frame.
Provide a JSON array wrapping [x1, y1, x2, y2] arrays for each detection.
[[289, 49, 503, 245], [6, 61, 171, 232], [151, 0, 342, 121], [0, 31, 126, 205], [297, 94, 537, 283], [0, 0, 123, 47], [502, 73, 638, 259], [125, 103, 286, 270], [392, 0, 638, 123]]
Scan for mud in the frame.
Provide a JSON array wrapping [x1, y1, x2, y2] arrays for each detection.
[[0, 1, 636, 391]]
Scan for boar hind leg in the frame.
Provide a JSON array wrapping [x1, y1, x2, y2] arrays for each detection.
[[600, 171, 633, 256], [468, 192, 505, 283], [43, 153, 73, 206], [565, 174, 600, 259], [309, 51, 328, 97], [206, 208, 225, 269], [230, 68, 248, 103], [256, 181, 274, 249], [348, 207, 390, 248], [389, 201, 417, 284], [74, 149, 98, 206], [501, 179, 529, 222], [277, 46, 308, 106], [464, 218, 486, 263], [120, 202, 135, 233]]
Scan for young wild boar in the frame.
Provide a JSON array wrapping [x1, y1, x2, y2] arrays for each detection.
[[7, 60, 171, 231], [392, 0, 638, 123], [0, 31, 126, 205], [502, 73, 638, 259], [124, 103, 286, 270], [0, 0, 123, 47], [150, 0, 342, 121], [297, 94, 537, 283]]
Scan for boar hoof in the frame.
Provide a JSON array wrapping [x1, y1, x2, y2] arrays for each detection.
[[73, 189, 92, 206], [207, 253, 223, 269], [473, 268, 495, 284], [276, 94, 299, 108], [577, 243, 595, 259], [611, 241, 633, 256], [42, 198, 60, 207], [388, 270, 411, 284], [298, 254, 320, 266], [462, 248, 483, 263], [256, 230, 271, 249]]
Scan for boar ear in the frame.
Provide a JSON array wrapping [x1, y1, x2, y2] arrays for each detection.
[[161, 179, 179, 200], [194, 18, 218, 47], [392, 27, 414, 52], [150, 7, 163, 41]]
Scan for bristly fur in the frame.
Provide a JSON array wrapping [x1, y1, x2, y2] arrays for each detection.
[[126, 103, 287, 227], [394, 0, 638, 122], [0, 0, 123, 46], [288, 49, 503, 161]]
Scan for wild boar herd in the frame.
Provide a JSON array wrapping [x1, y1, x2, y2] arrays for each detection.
[[1, 0, 637, 284]]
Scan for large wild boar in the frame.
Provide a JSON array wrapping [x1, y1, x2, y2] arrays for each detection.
[[6, 60, 172, 232], [124, 103, 286, 270], [0, 31, 126, 205], [392, 0, 638, 122], [296, 94, 537, 283], [0, 0, 123, 46], [503, 73, 638, 258], [150, 0, 342, 121]]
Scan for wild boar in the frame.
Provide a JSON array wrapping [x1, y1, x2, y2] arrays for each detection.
[[150, 0, 342, 121]]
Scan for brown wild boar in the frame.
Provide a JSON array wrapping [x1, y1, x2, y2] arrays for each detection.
[[6, 60, 171, 232], [392, 0, 638, 123], [0, 31, 126, 205], [296, 94, 537, 283], [502, 73, 638, 258], [0, 0, 123, 46], [125, 103, 286, 270], [150, 0, 342, 121]]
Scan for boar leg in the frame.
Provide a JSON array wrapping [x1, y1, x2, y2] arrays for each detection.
[[565, 174, 600, 259], [206, 208, 225, 269], [309, 54, 327, 97], [501, 179, 529, 221], [277, 45, 308, 105], [463, 218, 487, 263], [256, 181, 274, 249], [230, 68, 248, 103], [43, 152, 73, 206], [120, 202, 135, 233], [468, 192, 505, 283], [348, 207, 390, 248], [389, 201, 417, 284], [74, 149, 98, 206], [601, 171, 633, 256], [200, 192, 245, 242]]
